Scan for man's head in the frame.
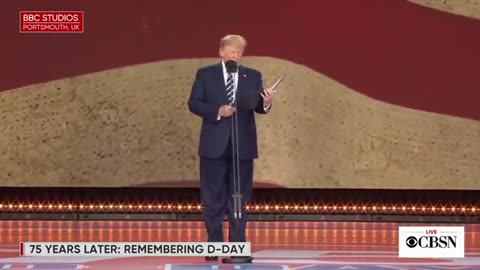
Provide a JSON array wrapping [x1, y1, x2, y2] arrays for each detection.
[[219, 34, 247, 63]]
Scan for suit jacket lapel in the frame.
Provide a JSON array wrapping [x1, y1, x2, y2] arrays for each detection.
[[237, 65, 245, 93], [215, 63, 228, 103], [215, 63, 225, 89]]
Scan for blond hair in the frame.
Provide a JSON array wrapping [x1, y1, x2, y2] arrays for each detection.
[[220, 34, 247, 48]]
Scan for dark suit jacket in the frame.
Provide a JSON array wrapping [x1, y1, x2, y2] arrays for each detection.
[[188, 62, 270, 160]]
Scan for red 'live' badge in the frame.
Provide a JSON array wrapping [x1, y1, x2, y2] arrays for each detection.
[[19, 11, 84, 33]]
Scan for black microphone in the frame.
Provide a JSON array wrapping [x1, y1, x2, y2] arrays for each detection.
[[225, 60, 238, 73]]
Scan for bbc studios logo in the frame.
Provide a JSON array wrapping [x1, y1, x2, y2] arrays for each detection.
[[19, 11, 84, 33], [398, 226, 464, 258]]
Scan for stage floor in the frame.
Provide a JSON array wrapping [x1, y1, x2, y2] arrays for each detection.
[[0, 220, 478, 269]]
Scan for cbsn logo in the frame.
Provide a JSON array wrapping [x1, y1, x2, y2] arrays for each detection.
[[405, 229, 457, 248], [398, 226, 464, 258], [19, 11, 84, 33]]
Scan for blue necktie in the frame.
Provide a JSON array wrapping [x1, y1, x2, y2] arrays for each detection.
[[226, 73, 235, 105]]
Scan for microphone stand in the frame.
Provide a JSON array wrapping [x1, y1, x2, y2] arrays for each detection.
[[222, 62, 253, 264]]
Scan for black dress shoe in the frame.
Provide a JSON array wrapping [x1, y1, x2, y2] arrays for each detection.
[[205, 256, 218, 261]]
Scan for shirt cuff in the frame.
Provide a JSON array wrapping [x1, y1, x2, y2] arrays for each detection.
[[263, 103, 271, 112]]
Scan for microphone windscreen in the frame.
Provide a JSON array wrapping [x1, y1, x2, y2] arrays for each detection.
[[225, 60, 238, 73]]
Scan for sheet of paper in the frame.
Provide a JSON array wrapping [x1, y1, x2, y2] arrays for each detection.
[[269, 74, 286, 92]]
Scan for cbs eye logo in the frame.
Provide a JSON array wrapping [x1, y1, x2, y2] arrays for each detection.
[[406, 236, 418, 248]]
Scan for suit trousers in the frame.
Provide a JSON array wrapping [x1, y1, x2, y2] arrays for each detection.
[[199, 135, 253, 243]]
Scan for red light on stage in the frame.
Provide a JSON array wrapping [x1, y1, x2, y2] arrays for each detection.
[[0, 201, 477, 216]]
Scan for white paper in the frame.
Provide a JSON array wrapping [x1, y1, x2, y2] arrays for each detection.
[[269, 74, 286, 92]]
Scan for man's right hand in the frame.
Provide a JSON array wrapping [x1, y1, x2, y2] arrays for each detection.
[[218, 105, 235, 117]]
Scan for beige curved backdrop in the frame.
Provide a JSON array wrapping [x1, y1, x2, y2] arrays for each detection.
[[1, 57, 479, 189], [408, 0, 480, 19]]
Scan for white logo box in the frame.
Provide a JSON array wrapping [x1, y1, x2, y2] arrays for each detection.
[[398, 226, 464, 258]]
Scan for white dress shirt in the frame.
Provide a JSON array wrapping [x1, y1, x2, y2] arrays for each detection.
[[217, 60, 271, 120]]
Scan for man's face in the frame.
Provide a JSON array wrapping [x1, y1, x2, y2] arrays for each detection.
[[219, 45, 244, 62]]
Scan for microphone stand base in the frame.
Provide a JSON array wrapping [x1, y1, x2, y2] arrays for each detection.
[[222, 256, 253, 264]]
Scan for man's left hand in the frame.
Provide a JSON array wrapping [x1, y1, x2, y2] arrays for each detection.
[[261, 88, 275, 106]]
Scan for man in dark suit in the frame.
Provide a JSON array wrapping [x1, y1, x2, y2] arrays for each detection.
[[187, 34, 275, 262]]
